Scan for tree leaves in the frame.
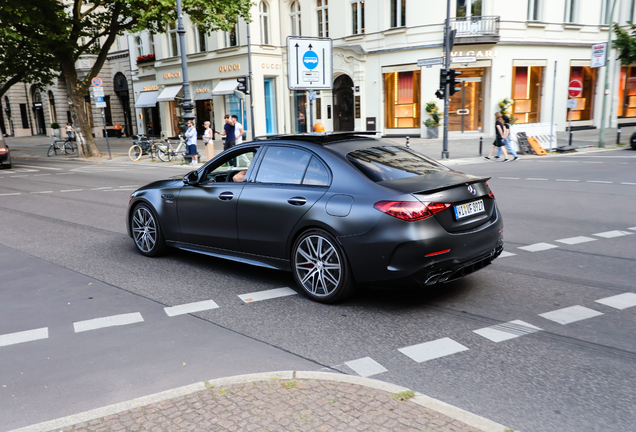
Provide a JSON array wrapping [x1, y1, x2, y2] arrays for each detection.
[[613, 23, 636, 66]]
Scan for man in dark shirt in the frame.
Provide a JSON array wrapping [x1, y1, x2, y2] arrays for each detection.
[[216, 115, 236, 151]]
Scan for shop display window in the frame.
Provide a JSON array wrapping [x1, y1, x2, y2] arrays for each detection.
[[511, 66, 543, 123], [384, 70, 420, 128], [567, 66, 596, 121], [618, 66, 636, 118]]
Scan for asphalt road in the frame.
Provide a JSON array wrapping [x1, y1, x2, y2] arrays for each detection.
[[1, 149, 635, 432]]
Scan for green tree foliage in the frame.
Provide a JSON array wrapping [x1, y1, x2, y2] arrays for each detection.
[[3, 0, 251, 157], [613, 22, 636, 65]]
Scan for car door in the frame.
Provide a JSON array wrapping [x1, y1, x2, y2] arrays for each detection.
[[237, 145, 331, 259], [177, 147, 259, 250]]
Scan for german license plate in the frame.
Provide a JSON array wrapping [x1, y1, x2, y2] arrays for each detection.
[[454, 199, 485, 220]]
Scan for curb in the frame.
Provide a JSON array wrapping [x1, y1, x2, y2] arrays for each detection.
[[8, 371, 514, 432]]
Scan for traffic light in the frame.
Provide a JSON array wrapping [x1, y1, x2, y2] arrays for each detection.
[[440, 69, 450, 89], [236, 76, 249, 94], [449, 69, 463, 96], [435, 88, 445, 100]]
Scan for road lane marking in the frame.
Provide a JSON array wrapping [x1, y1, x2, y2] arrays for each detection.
[[16, 165, 62, 170], [238, 287, 297, 303], [34, 174, 52, 176], [73, 312, 144, 333], [595, 293, 636, 310], [593, 230, 632, 238], [60, 189, 83, 193], [518, 243, 558, 252], [582, 161, 603, 164], [555, 236, 597, 245], [473, 320, 541, 343], [91, 187, 112, 190], [629, 227, 636, 231], [164, 300, 219, 317], [119, 185, 139, 188], [498, 251, 516, 258], [539, 306, 603, 325], [0, 193, 21, 196], [30, 191, 53, 194], [11, 175, 28, 178], [0, 327, 48, 348], [526, 178, 548, 181], [344, 357, 388, 378], [556, 179, 580, 182], [621, 182, 636, 185], [104, 188, 137, 192], [398, 337, 468, 363], [587, 181, 613, 184], [55, 173, 74, 175], [499, 177, 520, 180]]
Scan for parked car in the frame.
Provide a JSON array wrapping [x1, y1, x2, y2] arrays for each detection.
[[0, 140, 11, 169], [126, 132, 504, 303]]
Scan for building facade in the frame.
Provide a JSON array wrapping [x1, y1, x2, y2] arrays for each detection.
[[128, 0, 636, 140], [1, 35, 136, 139]]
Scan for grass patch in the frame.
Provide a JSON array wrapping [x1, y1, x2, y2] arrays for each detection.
[[218, 389, 228, 396], [204, 381, 214, 390], [281, 381, 298, 389], [394, 390, 415, 401], [329, 399, 336, 404]]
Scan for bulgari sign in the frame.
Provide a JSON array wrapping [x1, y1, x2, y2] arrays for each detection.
[[444, 50, 498, 59]]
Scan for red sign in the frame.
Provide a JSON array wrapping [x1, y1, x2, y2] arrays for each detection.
[[568, 80, 582, 98], [91, 77, 102, 87]]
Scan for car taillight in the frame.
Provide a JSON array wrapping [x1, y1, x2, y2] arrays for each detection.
[[373, 201, 451, 222], [0, 148, 6, 154], [486, 183, 495, 199]]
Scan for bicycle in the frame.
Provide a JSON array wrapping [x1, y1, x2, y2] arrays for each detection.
[[47, 136, 77, 157], [155, 135, 188, 162], [128, 134, 157, 161]]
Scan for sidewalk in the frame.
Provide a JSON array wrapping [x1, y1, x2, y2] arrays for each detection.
[[11, 372, 513, 432]]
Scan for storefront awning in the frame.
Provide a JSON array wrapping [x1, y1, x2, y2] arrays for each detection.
[[212, 80, 239, 95], [134, 91, 158, 108], [157, 85, 183, 102], [191, 80, 214, 101]]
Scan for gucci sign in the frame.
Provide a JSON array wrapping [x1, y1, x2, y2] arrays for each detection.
[[196, 88, 209, 93], [219, 64, 241, 72], [164, 71, 181, 79], [261, 63, 281, 70], [143, 85, 158, 91]]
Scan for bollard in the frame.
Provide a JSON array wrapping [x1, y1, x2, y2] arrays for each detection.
[[405, 136, 410, 148], [568, 128, 573, 147], [479, 137, 482, 155], [617, 127, 621, 145]]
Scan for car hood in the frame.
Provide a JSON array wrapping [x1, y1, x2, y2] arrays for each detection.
[[137, 178, 183, 191], [377, 171, 489, 195]]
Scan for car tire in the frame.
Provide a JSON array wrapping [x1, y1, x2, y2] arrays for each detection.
[[292, 229, 354, 304], [131, 203, 166, 257]]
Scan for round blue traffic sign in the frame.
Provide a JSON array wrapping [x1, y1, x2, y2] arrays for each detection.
[[303, 51, 319, 70]]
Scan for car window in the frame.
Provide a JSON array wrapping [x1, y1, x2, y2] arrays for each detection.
[[255, 146, 312, 185], [347, 146, 448, 182], [302, 156, 330, 186], [202, 148, 258, 183]]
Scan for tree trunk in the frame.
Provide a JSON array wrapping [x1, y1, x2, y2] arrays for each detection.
[[60, 60, 101, 158]]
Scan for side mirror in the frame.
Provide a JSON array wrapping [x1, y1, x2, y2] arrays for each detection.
[[183, 171, 200, 186]]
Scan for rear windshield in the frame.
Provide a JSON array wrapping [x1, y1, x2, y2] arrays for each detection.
[[347, 146, 448, 182]]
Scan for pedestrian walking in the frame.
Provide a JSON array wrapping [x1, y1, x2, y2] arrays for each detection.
[[202, 121, 214, 162], [216, 115, 236, 151], [232, 115, 244, 144], [184, 120, 199, 165], [65, 123, 73, 140], [484, 112, 510, 162], [496, 115, 518, 161]]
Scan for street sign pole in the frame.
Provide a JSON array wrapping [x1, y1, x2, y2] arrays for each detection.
[[308, 91, 314, 131], [442, 0, 451, 159], [101, 108, 112, 160], [599, 0, 618, 148], [246, 23, 256, 137]]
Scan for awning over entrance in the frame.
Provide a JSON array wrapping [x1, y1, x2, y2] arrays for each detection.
[[212, 80, 239, 95], [134, 91, 158, 108], [157, 85, 182, 102], [192, 80, 214, 100]]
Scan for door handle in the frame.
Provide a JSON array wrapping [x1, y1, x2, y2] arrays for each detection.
[[288, 196, 307, 206], [219, 191, 234, 201]]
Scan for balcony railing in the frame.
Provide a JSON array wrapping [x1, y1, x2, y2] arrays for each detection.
[[447, 16, 500, 38]]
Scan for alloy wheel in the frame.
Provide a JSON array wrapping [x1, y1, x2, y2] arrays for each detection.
[[294, 235, 342, 297], [132, 206, 158, 253]]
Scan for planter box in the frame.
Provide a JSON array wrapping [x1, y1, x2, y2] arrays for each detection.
[[426, 126, 439, 139]]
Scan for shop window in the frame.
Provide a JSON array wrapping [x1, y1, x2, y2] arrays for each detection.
[[351, 0, 365, 35], [225, 94, 247, 130], [290, 1, 302, 36], [292, 91, 307, 133], [259, 1, 270, 45], [618, 66, 636, 117], [169, 100, 183, 136], [567, 66, 596, 121], [384, 70, 421, 128], [317, 0, 329, 38], [390, 0, 405, 28], [20, 104, 29, 129], [511, 66, 544, 124]]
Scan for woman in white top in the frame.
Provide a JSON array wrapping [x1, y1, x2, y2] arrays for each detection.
[[203, 121, 214, 162]]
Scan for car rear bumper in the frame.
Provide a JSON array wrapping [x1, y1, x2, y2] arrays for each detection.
[[338, 204, 504, 284]]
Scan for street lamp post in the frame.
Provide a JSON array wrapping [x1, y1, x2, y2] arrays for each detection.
[[441, 0, 452, 159], [176, 0, 195, 125], [599, 0, 618, 148]]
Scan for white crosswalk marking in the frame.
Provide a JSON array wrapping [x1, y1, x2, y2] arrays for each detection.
[[595, 293, 636, 310], [398, 337, 468, 363], [555, 236, 597, 245], [0, 327, 48, 347], [593, 230, 632, 238], [498, 251, 516, 258], [345, 357, 388, 377], [473, 320, 541, 343], [164, 300, 219, 317], [238, 287, 297, 303], [518, 243, 558, 252], [74, 312, 144, 333], [539, 306, 603, 325]]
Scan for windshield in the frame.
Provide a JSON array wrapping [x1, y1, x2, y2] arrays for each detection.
[[347, 146, 449, 182]]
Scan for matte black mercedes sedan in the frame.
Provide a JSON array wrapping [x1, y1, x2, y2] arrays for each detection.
[[127, 132, 504, 303]]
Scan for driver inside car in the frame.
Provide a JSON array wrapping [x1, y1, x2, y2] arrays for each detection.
[[233, 170, 247, 182]]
